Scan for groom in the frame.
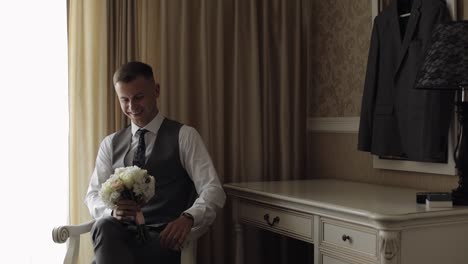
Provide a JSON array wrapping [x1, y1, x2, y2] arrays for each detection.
[[85, 61, 226, 264]]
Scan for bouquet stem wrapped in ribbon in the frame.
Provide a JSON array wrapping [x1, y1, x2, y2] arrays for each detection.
[[100, 166, 155, 242]]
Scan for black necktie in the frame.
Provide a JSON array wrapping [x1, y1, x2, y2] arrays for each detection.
[[133, 129, 149, 168]]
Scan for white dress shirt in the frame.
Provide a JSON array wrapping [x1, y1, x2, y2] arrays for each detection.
[[85, 113, 226, 229]]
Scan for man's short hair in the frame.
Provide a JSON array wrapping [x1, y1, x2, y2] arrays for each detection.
[[113, 61, 155, 85]]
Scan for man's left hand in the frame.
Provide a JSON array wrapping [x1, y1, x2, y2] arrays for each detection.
[[160, 214, 194, 250]]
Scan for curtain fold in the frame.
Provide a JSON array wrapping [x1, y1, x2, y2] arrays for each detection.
[[107, 0, 137, 130], [139, 2, 231, 261], [68, 1, 108, 263]]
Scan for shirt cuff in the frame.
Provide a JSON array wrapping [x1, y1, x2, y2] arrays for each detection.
[[184, 207, 204, 227]]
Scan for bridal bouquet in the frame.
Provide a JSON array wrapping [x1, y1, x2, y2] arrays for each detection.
[[100, 166, 155, 242]]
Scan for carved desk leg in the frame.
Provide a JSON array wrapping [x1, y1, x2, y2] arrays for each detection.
[[379, 230, 400, 264], [232, 198, 244, 264]]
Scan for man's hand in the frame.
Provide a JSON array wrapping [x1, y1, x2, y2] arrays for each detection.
[[112, 199, 139, 222], [160, 214, 194, 250]]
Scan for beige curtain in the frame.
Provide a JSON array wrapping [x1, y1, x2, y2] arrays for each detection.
[[69, 0, 308, 263], [68, 1, 136, 263], [138, 0, 307, 178], [137, 0, 308, 263], [68, 1, 108, 263]]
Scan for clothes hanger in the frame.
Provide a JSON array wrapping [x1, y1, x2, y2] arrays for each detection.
[[398, 0, 412, 18]]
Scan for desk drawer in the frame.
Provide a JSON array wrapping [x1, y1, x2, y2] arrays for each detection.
[[321, 218, 378, 257], [239, 201, 313, 239]]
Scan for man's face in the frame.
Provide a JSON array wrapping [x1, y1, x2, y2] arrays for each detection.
[[115, 76, 160, 127]]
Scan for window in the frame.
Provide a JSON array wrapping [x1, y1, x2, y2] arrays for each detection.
[[0, 1, 68, 263]]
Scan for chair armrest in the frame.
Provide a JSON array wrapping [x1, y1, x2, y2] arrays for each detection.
[[52, 219, 207, 264], [187, 225, 208, 242], [52, 219, 96, 264], [180, 225, 209, 264], [52, 219, 96, 243]]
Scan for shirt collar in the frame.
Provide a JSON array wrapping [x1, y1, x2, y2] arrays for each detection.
[[131, 112, 164, 136]]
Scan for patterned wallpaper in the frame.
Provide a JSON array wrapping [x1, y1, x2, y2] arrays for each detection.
[[307, 132, 458, 190], [307, 0, 371, 117], [307, 0, 468, 118]]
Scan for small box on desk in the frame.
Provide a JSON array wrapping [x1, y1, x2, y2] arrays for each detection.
[[416, 192, 451, 204], [424, 192, 453, 208]]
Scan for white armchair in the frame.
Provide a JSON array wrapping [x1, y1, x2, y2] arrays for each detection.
[[52, 219, 207, 264]]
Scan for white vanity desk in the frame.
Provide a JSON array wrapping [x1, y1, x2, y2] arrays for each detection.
[[224, 179, 468, 264]]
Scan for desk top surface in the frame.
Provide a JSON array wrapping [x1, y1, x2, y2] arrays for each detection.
[[224, 179, 468, 221]]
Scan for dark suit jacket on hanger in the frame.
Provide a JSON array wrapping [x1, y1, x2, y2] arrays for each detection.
[[358, 0, 454, 162]]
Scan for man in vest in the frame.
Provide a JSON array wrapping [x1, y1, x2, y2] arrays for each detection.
[[85, 61, 226, 264]]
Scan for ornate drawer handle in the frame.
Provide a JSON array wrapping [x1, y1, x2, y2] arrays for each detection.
[[342, 234, 351, 242], [263, 214, 280, 227]]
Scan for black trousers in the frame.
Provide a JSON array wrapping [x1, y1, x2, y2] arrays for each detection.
[[91, 216, 180, 264]]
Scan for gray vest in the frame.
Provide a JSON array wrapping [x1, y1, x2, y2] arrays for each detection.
[[111, 118, 197, 225]]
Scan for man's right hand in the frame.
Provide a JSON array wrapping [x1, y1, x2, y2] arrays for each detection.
[[112, 199, 139, 221]]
